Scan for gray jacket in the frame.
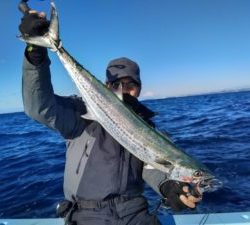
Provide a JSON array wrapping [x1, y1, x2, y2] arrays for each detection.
[[22, 55, 164, 202]]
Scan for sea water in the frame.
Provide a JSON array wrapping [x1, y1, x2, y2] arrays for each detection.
[[0, 91, 250, 218]]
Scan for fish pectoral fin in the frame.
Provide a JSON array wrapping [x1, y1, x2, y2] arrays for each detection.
[[155, 158, 173, 167]]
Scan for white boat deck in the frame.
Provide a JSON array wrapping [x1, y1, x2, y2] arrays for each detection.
[[0, 212, 249, 225], [160, 212, 250, 225]]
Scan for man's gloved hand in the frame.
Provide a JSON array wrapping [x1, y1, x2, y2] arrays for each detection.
[[160, 180, 202, 211], [19, 11, 50, 37], [19, 11, 50, 65]]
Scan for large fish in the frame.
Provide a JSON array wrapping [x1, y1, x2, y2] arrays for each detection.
[[19, 2, 221, 193]]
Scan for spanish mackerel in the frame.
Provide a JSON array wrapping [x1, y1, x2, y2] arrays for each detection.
[[19, 2, 221, 193]]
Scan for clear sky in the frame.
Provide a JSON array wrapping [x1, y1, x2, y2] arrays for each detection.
[[0, 0, 250, 113]]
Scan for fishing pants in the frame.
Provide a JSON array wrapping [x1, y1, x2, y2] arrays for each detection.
[[68, 196, 162, 225]]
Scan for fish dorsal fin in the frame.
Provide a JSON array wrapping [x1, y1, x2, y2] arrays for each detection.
[[113, 83, 123, 100]]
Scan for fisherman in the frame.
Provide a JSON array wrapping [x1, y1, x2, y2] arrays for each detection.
[[19, 10, 202, 225]]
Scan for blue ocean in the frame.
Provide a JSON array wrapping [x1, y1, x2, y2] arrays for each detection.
[[1, 91, 250, 218]]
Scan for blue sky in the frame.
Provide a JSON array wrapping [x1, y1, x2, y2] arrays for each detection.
[[0, 0, 250, 113]]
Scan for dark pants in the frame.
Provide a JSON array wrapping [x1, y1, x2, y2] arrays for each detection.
[[70, 196, 162, 225]]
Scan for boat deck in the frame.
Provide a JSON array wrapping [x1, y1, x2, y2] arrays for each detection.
[[0, 211, 249, 225]]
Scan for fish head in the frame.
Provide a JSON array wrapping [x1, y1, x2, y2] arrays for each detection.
[[193, 171, 223, 194], [168, 164, 222, 194]]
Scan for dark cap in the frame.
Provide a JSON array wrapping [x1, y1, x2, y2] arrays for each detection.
[[106, 57, 141, 85]]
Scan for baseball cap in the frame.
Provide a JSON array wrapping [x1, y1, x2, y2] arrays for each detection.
[[106, 57, 141, 85]]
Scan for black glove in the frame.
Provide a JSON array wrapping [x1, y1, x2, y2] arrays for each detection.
[[159, 180, 200, 211], [19, 12, 50, 37], [19, 12, 50, 65]]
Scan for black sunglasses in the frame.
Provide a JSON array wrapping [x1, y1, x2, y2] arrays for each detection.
[[111, 81, 139, 90]]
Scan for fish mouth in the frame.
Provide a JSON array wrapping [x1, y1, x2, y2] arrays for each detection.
[[196, 177, 223, 193], [190, 170, 223, 194]]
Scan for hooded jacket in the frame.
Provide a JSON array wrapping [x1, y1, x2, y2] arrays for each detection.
[[22, 54, 156, 202]]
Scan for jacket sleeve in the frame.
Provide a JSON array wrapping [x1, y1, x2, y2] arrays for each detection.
[[142, 131, 173, 197], [142, 164, 168, 197], [22, 53, 86, 139]]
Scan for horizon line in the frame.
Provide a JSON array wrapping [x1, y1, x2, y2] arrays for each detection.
[[1, 88, 250, 115]]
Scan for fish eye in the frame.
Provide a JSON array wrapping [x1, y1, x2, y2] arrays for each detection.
[[193, 170, 203, 177]]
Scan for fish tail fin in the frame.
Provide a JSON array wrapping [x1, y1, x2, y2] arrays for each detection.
[[19, 2, 61, 50], [48, 2, 60, 47]]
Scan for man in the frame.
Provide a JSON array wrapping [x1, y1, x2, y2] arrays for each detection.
[[19, 11, 201, 225]]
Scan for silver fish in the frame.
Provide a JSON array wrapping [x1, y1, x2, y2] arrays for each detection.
[[20, 2, 222, 193]]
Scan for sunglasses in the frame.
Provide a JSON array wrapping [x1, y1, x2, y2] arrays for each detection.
[[111, 81, 139, 90]]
